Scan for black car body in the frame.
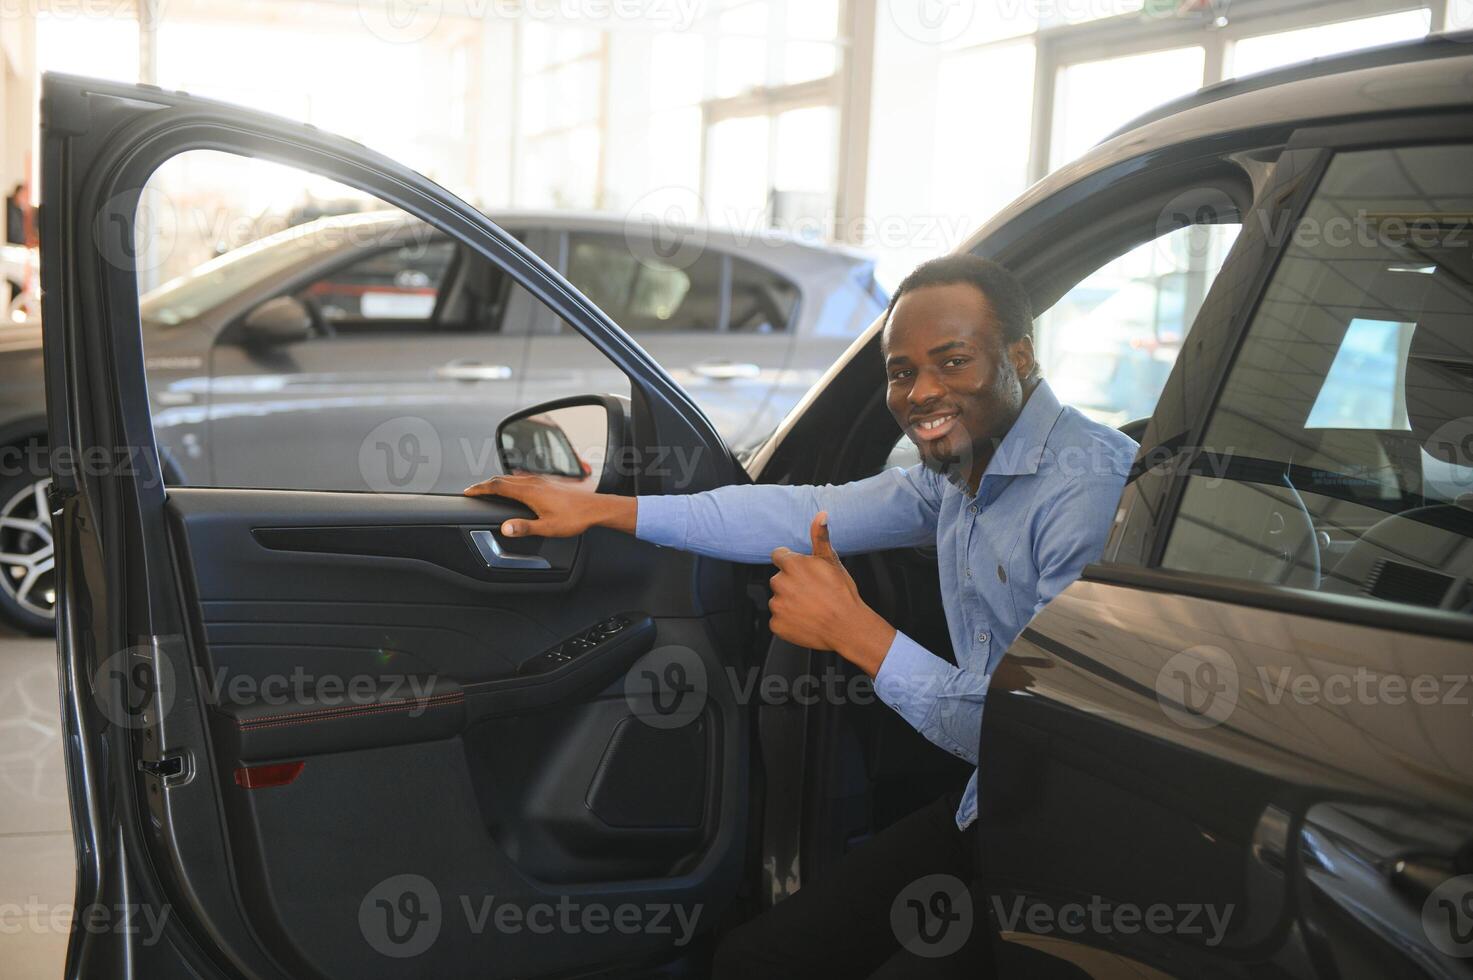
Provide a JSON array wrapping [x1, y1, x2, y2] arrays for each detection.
[[45, 31, 1473, 980]]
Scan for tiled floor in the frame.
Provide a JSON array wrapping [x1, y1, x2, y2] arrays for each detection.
[[0, 626, 73, 979]]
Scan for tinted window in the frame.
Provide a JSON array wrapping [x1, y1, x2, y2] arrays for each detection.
[[566, 233, 716, 332], [300, 239, 456, 326], [1161, 144, 1473, 616], [565, 232, 798, 334], [728, 254, 798, 333]]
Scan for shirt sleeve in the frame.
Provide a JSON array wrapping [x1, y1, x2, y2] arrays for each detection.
[[873, 631, 988, 766], [1030, 473, 1125, 617], [635, 464, 944, 564]]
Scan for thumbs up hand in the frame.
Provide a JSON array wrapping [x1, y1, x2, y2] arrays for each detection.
[[768, 512, 896, 677]]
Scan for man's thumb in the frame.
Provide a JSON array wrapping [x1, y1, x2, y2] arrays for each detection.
[[501, 518, 539, 538], [810, 511, 837, 561]]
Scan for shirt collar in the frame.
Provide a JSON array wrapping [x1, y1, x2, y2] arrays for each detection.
[[981, 379, 1065, 479]]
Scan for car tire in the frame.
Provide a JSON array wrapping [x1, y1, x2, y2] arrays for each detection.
[[0, 453, 56, 635]]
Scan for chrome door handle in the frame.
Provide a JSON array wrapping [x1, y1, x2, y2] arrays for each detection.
[[436, 360, 513, 382], [691, 360, 760, 381], [468, 529, 550, 570]]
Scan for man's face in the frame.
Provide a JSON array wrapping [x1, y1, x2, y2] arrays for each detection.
[[882, 281, 1033, 483]]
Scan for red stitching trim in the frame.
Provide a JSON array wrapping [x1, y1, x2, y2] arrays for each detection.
[[236, 692, 464, 731]]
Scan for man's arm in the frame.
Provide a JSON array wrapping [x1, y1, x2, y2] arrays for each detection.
[[870, 474, 1126, 766], [465, 465, 944, 564]]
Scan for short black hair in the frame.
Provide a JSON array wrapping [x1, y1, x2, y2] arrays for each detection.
[[884, 254, 1033, 346]]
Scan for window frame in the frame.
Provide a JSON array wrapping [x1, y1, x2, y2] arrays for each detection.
[[1093, 108, 1473, 640]]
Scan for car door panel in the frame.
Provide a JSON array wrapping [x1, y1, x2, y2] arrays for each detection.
[[977, 115, 1473, 979], [42, 74, 749, 980], [982, 575, 1473, 977]]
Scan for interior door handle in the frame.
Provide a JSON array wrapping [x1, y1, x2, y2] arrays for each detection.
[[691, 360, 760, 381], [436, 360, 513, 382], [468, 529, 550, 570]]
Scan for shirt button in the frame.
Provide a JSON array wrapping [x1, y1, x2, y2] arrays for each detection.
[[965, 567, 972, 578], [968, 505, 978, 516], [977, 632, 989, 644]]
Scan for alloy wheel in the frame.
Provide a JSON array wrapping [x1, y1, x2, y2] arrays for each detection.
[[0, 478, 55, 621]]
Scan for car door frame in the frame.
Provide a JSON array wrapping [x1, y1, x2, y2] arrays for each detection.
[[40, 73, 744, 979], [1100, 108, 1473, 642], [742, 125, 1275, 902]]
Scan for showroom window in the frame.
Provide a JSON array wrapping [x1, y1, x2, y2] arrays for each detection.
[[1160, 144, 1473, 614]]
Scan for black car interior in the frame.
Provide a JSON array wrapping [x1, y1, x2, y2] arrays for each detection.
[[1161, 145, 1473, 614]]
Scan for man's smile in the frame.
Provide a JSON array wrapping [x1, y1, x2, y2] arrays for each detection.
[[910, 411, 960, 441]]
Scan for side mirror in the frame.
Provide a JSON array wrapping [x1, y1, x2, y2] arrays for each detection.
[[497, 394, 632, 493], [240, 296, 312, 345]]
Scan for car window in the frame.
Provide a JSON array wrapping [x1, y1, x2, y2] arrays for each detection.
[[728, 254, 799, 334], [566, 232, 718, 332], [135, 149, 629, 495], [298, 239, 456, 326], [1036, 220, 1239, 427], [886, 211, 1240, 470], [565, 232, 798, 335], [1160, 143, 1473, 616]]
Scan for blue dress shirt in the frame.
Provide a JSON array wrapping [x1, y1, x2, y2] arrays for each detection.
[[635, 381, 1137, 829]]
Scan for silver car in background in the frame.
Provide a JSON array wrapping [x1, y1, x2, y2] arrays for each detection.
[[0, 208, 886, 630]]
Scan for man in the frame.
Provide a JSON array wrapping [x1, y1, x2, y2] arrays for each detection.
[[466, 254, 1137, 977]]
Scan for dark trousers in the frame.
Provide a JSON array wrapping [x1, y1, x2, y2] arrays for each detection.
[[712, 793, 989, 979]]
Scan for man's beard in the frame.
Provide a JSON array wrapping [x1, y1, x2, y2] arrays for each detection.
[[916, 432, 986, 489]]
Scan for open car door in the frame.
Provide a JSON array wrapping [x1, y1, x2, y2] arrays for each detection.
[[41, 74, 752, 979]]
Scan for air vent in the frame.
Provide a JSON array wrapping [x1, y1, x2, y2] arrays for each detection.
[[1363, 558, 1459, 608]]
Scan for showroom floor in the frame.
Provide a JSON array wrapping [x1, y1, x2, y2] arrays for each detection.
[[0, 624, 74, 978]]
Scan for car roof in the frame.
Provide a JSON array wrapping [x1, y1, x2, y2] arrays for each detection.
[[1106, 29, 1473, 141], [489, 208, 878, 266], [239, 207, 874, 281], [961, 31, 1473, 254]]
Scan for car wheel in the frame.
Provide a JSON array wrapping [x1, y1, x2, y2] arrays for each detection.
[[0, 466, 55, 635]]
